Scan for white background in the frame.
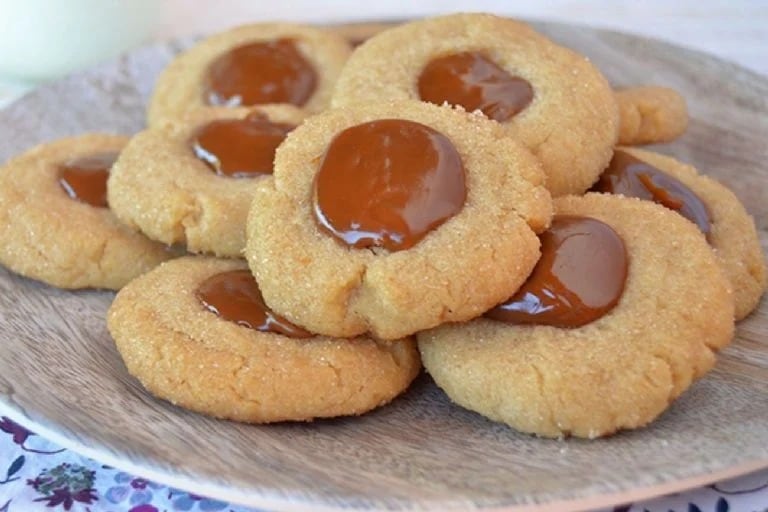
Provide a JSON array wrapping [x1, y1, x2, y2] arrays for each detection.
[[158, 0, 767, 76], [0, 0, 766, 106]]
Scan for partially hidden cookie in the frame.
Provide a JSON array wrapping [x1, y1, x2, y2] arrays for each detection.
[[333, 22, 393, 47], [592, 147, 766, 320], [108, 256, 420, 423], [0, 134, 174, 290], [418, 193, 735, 439], [331, 13, 618, 197], [148, 23, 352, 128], [615, 86, 688, 145], [108, 105, 306, 257], [245, 100, 552, 340]]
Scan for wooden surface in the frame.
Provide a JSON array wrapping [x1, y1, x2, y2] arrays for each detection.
[[0, 21, 766, 512]]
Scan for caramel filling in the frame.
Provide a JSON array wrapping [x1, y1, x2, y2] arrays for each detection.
[[192, 112, 294, 178], [196, 269, 312, 338], [58, 152, 120, 208], [205, 39, 317, 107], [313, 119, 466, 252], [418, 52, 533, 122], [592, 150, 712, 240], [486, 216, 628, 328]]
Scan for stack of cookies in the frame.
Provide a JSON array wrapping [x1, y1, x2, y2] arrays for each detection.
[[0, 14, 765, 439]]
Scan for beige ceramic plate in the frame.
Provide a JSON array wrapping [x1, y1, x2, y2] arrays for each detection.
[[0, 21, 766, 512]]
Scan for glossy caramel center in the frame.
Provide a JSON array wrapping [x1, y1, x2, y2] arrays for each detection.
[[205, 39, 317, 107], [486, 216, 628, 328], [58, 152, 120, 208], [418, 52, 534, 122], [196, 269, 312, 338], [313, 119, 467, 252], [592, 150, 712, 240], [191, 112, 294, 178]]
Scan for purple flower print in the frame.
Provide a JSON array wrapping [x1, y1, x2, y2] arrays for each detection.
[[131, 477, 149, 490], [168, 490, 228, 511], [129, 505, 159, 512], [0, 417, 30, 445], [106, 472, 164, 507], [0, 417, 64, 454], [27, 463, 97, 510], [33, 487, 98, 510]]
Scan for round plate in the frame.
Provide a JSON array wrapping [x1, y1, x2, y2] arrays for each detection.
[[0, 20, 766, 512]]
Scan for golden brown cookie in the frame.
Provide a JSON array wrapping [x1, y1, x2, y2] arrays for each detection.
[[331, 13, 619, 197], [418, 194, 735, 439], [0, 134, 174, 290], [148, 23, 352, 128], [108, 256, 420, 423], [615, 86, 688, 145], [245, 100, 552, 340], [108, 105, 306, 257], [592, 147, 766, 320]]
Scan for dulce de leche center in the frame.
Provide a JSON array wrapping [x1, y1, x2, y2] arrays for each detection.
[[312, 119, 467, 252]]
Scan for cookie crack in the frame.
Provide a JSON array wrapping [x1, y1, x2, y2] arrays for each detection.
[[348, 264, 374, 333], [529, 128, 556, 158], [166, 178, 204, 246], [229, 358, 263, 407], [180, 194, 204, 244], [323, 359, 343, 388], [323, 359, 361, 408], [529, 363, 559, 436], [648, 353, 677, 402], [92, 238, 109, 276], [153, 319, 266, 408]]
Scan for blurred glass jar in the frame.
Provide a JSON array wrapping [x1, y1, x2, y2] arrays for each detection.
[[0, 0, 157, 84]]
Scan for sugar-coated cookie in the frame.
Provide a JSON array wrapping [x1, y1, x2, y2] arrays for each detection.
[[245, 100, 552, 340], [331, 13, 618, 197], [592, 147, 766, 320], [0, 134, 174, 290], [418, 194, 734, 439], [108, 256, 420, 422], [615, 86, 688, 145], [336, 19, 686, 148], [108, 105, 306, 257], [148, 23, 352, 127]]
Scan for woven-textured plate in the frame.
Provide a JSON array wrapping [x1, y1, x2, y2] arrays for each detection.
[[0, 20, 766, 512]]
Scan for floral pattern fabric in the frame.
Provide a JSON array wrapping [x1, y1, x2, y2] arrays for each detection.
[[0, 417, 766, 512]]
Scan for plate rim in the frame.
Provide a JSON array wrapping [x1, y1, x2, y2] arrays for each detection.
[[2, 402, 766, 512]]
